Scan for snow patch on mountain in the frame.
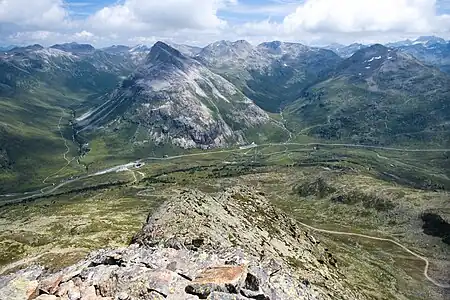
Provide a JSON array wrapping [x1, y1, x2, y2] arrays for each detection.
[[35, 48, 75, 59]]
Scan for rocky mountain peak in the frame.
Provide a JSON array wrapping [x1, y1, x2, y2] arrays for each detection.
[[8, 44, 44, 54], [50, 42, 95, 54], [166, 43, 202, 57], [325, 43, 368, 58], [200, 40, 254, 57], [130, 44, 151, 52], [415, 35, 447, 45], [232, 39, 253, 48], [387, 36, 448, 49], [195, 40, 257, 68], [102, 45, 131, 54], [346, 44, 392, 63], [77, 38, 271, 149], [257, 40, 284, 54], [146, 41, 187, 66], [335, 44, 400, 77], [348, 42, 364, 47], [210, 40, 232, 47], [259, 40, 282, 49], [257, 41, 310, 56]]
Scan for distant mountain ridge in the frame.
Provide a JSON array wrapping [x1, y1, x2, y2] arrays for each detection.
[[2, 38, 450, 185], [50, 42, 95, 54], [324, 43, 367, 58], [389, 37, 450, 74], [285, 44, 450, 146], [195, 39, 342, 112]]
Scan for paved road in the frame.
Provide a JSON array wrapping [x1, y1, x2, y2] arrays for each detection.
[[3, 142, 450, 204]]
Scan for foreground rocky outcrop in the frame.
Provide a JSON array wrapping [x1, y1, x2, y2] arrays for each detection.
[[0, 186, 369, 299]]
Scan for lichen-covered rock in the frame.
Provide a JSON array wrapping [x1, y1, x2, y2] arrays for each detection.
[[39, 273, 63, 295], [0, 266, 43, 300], [1, 186, 370, 300], [185, 266, 247, 298]]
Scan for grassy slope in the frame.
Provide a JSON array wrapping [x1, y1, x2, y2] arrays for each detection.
[[0, 145, 448, 299], [0, 83, 125, 192], [0, 89, 80, 191], [0, 53, 126, 192], [284, 76, 450, 147]]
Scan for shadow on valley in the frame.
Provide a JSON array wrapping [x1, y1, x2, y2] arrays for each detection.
[[421, 212, 450, 245]]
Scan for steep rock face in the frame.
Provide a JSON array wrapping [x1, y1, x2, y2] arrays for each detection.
[[77, 42, 270, 149], [0, 186, 369, 300]]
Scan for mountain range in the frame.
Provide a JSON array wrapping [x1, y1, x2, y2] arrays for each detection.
[[76, 41, 274, 149], [1, 37, 450, 186], [327, 36, 450, 73]]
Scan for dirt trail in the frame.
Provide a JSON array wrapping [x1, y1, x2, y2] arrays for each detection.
[[0, 247, 88, 276], [42, 108, 75, 184], [298, 221, 450, 289]]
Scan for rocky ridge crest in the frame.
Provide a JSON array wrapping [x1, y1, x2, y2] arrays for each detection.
[[0, 186, 368, 300]]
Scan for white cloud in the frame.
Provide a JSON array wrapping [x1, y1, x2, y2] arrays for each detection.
[[283, 0, 448, 34], [88, 0, 236, 34], [8, 30, 99, 46], [232, 0, 450, 46], [226, 1, 298, 16], [1, 0, 450, 47], [74, 30, 94, 39], [0, 0, 68, 28]]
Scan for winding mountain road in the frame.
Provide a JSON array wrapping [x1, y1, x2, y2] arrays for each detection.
[[298, 221, 450, 289]]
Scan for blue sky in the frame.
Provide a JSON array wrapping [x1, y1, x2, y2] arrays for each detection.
[[63, 0, 450, 20], [1, 0, 450, 47], [65, 0, 111, 17], [64, 0, 300, 21]]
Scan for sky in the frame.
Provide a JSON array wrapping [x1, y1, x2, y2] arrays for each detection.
[[1, 0, 450, 47]]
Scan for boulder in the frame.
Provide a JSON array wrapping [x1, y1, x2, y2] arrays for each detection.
[[39, 274, 63, 295], [0, 267, 43, 300], [186, 265, 247, 298]]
